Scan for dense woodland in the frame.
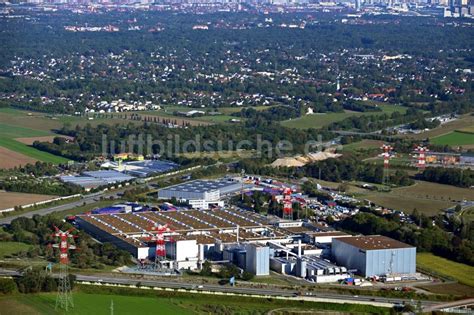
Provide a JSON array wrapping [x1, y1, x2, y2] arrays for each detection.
[[33, 122, 334, 160]]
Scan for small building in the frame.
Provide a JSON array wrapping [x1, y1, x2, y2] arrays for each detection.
[[331, 235, 416, 277]]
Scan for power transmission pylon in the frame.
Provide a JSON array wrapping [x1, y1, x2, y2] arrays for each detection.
[[414, 145, 428, 170], [381, 144, 393, 185], [52, 226, 77, 312], [148, 223, 173, 270], [282, 188, 293, 220]]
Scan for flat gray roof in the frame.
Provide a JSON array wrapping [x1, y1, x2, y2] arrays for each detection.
[[335, 235, 414, 250], [160, 179, 240, 193]]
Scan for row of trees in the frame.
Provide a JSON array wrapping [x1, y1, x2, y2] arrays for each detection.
[[420, 167, 474, 188], [0, 269, 66, 295], [0, 179, 82, 196]]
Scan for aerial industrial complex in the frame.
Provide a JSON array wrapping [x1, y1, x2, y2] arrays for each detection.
[[75, 181, 418, 283]]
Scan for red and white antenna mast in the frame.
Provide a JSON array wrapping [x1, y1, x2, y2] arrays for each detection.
[[52, 226, 77, 311], [414, 145, 428, 170], [282, 187, 293, 220], [381, 144, 393, 184], [148, 223, 173, 270]]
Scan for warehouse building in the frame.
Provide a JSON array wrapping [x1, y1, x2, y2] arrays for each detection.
[[101, 159, 179, 177], [331, 235, 416, 277], [75, 207, 291, 274], [157, 179, 243, 209], [60, 170, 135, 190]]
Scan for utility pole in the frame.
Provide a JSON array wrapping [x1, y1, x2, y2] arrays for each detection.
[[53, 227, 77, 312], [241, 169, 245, 201]]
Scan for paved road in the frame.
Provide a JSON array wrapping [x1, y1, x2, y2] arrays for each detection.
[[0, 268, 440, 309], [0, 190, 121, 225]]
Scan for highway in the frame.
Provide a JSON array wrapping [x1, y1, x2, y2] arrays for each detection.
[[0, 268, 440, 309]]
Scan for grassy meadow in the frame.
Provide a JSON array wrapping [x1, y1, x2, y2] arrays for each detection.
[[281, 104, 407, 130], [431, 131, 474, 147], [417, 253, 474, 287], [0, 286, 390, 315], [358, 181, 472, 216]]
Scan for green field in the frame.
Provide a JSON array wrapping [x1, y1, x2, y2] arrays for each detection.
[[281, 104, 407, 130], [359, 181, 472, 216], [431, 131, 474, 146], [0, 286, 390, 315], [0, 137, 69, 164], [417, 253, 474, 287], [0, 123, 51, 138], [0, 241, 31, 258], [0, 293, 193, 315], [342, 139, 384, 152]]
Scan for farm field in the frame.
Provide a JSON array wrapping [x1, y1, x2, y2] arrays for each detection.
[[431, 131, 474, 147], [15, 135, 74, 145], [0, 146, 37, 168], [359, 181, 472, 215], [417, 253, 474, 288], [0, 108, 142, 132], [0, 108, 135, 167], [0, 191, 58, 211], [0, 137, 69, 165], [280, 104, 406, 130]]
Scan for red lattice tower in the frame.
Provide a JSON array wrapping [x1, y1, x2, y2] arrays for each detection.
[[282, 187, 293, 220], [148, 223, 174, 270], [381, 144, 393, 184], [52, 226, 77, 311], [414, 145, 428, 170]]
